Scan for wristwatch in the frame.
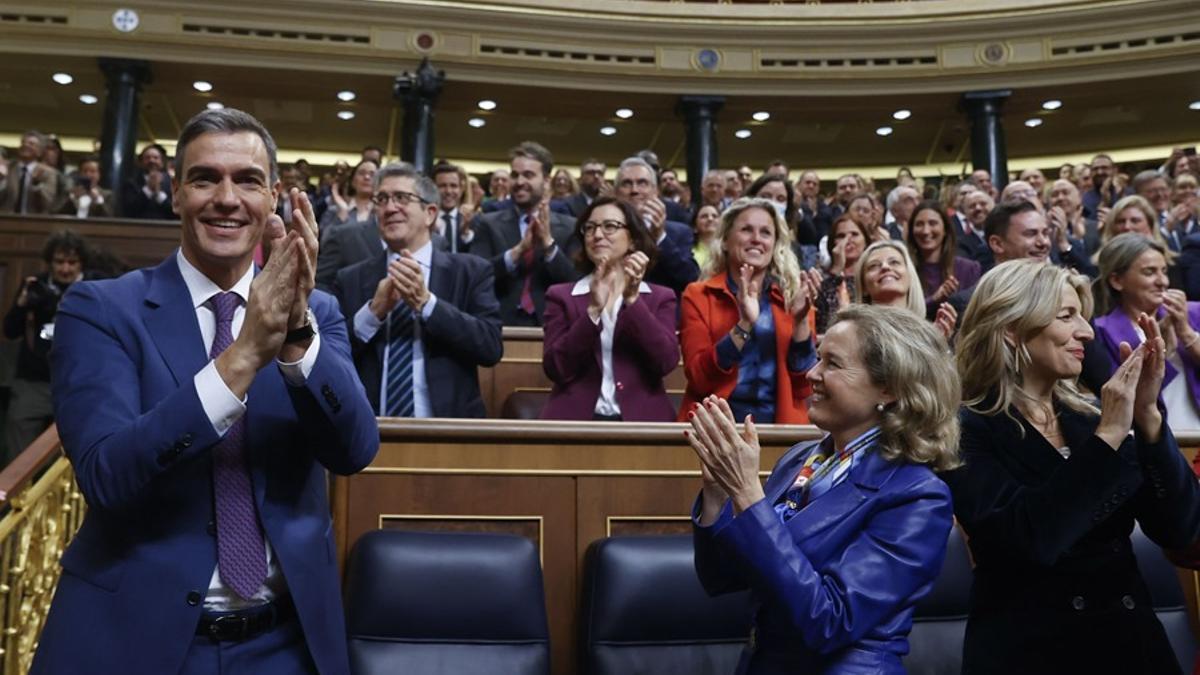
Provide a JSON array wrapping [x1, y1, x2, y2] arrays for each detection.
[[732, 322, 753, 342], [285, 309, 317, 344]]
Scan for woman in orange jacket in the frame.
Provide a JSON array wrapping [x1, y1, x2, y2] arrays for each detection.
[[679, 197, 821, 424]]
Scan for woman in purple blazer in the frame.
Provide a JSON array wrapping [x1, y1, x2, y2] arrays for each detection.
[[1093, 233, 1200, 432], [541, 197, 679, 421]]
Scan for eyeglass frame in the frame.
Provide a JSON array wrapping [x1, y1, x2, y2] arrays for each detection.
[[581, 219, 628, 237], [371, 190, 430, 208]]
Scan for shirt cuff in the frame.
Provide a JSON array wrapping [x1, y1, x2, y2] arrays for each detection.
[[420, 294, 438, 321], [544, 245, 559, 262], [354, 302, 383, 342], [716, 333, 743, 370], [460, 230, 475, 244], [787, 335, 817, 373], [277, 329, 320, 386], [504, 249, 519, 274], [195, 361, 246, 436], [655, 230, 667, 245]]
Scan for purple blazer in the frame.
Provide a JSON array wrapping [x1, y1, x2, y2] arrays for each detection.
[[921, 256, 982, 315], [541, 279, 679, 421], [1094, 303, 1200, 405]]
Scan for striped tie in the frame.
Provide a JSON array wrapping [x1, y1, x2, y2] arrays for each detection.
[[384, 305, 415, 417]]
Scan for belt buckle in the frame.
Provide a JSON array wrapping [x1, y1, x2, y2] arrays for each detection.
[[209, 614, 250, 641]]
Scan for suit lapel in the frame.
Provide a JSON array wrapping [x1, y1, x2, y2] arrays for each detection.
[[428, 248, 452, 301], [141, 254, 208, 387]]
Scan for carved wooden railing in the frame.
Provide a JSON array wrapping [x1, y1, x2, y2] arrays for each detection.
[[0, 426, 82, 675]]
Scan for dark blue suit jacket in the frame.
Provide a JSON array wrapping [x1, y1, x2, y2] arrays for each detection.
[[34, 254, 378, 675], [333, 248, 503, 417], [694, 440, 952, 674], [647, 219, 700, 296]]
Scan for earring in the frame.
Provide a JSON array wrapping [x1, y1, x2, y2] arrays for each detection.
[[875, 403, 885, 412]]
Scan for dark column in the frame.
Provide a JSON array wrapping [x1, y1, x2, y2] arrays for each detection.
[[393, 58, 445, 174], [98, 58, 152, 217], [676, 96, 724, 208], [962, 90, 1011, 191]]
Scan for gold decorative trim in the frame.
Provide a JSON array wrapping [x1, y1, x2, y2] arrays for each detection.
[[378, 513, 544, 564]]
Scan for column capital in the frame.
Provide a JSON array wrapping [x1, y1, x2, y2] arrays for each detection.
[[98, 58, 153, 87], [393, 58, 445, 105], [676, 95, 725, 120]]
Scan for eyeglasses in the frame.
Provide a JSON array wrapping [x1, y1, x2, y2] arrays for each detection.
[[371, 190, 427, 208], [583, 219, 627, 236]]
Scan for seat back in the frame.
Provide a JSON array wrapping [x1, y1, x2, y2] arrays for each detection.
[[501, 390, 549, 419], [579, 535, 751, 675], [903, 525, 972, 675], [344, 529, 550, 675], [1131, 523, 1199, 673]]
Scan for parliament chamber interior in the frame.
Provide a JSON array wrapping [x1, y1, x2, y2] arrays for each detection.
[[2, 0, 1200, 673]]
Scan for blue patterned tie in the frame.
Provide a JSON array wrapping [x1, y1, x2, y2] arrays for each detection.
[[384, 304, 415, 417], [208, 292, 268, 599]]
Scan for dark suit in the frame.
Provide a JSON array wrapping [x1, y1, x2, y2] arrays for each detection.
[[481, 197, 572, 218], [333, 248, 502, 417], [565, 192, 591, 218], [34, 254, 379, 674], [647, 219, 700, 296], [944, 404, 1200, 674], [121, 169, 176, 220], [434, 209, 473, 253], [800, 201, 834, 242], [315, 219, 381, 292], [540, 281, 678, 421], [468, 207, 579, 325], [664, 198, 691, 225], [58, 188, 116, 218], [954, 218, 994, 271], [694, 437, 953, 673]]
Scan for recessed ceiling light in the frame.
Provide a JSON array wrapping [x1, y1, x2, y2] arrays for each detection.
[[337, 90, 356, 102], [477, 99, 497, 111], [78, 94, 98, 105], [892, 109, 912, 121], [52, 72, 73, 85], [1024, 118, 1044, 128], [876, 126, 894, 137], [1190, 101, 1200, 111], [1041, 99, 1063, 110], [468, 117, 486, 128], [734, 129, 752, 139], [337, 111, 356, 121], [752, 111, 771, 122], [192, 80, 213, 92], [615, 108, 634, 119], [600, 126, 617, 136], [206, 101, 225, 111]]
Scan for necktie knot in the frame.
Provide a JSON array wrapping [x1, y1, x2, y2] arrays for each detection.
[[210, 291, 241, 324]]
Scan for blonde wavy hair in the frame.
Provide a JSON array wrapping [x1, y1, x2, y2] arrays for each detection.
[[956, 260, 1098, 425], [702, 197, 801, 306], [854, 240, 925, 318], [830, 305, 961, 471], [1100, 194, 1175, 262]]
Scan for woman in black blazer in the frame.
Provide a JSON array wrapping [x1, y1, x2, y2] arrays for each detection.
[[946, 259, 1200, 675]]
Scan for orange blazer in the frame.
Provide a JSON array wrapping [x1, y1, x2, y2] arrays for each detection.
[[678, 274, 814, 423]]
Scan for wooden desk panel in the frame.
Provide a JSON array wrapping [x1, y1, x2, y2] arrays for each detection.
[[334, 418, 817, 675]]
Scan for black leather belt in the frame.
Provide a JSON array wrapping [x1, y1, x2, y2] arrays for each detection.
[[196, 596, 295, 641]]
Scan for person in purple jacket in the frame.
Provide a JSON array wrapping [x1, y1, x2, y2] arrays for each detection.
[[540, 196, 679, 421], [1093, 232, 1200, 431]]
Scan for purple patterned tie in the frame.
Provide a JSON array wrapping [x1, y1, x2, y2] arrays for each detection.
[[209, 291, 268, 599]]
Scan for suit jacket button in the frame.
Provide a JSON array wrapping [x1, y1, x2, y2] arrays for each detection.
[[206, 521, 217, 536], [181, 433, 194, 447], [1121, 595, 1135, 610], [187, 591, 202, 606], [321, 384, 333, 395], [1071, 596, 1086, 611]]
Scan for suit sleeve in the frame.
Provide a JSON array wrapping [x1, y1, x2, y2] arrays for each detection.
[[1130, 425, 1200, 549], [541, 221, 579, 285], [281, 292, 379, 476], [51, 282, 225, 514], [614, 290, 679, 378], [943, 412, 1144, 567], [714, 477, 953, 652], [680, 284, 736, 397], [541, 286, 600, 385], [469, 217, 513, 288], [315, 227, 345, 292], [421, 262, 503, 367], [648, 224, 700, 295], [692, 496, 749, 595]]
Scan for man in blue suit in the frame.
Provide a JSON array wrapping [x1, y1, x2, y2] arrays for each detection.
[[615, 156, 700, 296], [34, 108, 379, 674], [333, 162, 502, 417]]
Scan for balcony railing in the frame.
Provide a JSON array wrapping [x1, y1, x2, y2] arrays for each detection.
[[0, 427, 83, 675]]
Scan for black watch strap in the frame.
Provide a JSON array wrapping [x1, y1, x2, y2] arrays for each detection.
[[285, 323, 314, 344]]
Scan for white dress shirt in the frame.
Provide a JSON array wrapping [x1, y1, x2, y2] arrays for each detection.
[[177, 250, 321, 610], [351, 240, 439, 417], [570, 274, 651, 417]]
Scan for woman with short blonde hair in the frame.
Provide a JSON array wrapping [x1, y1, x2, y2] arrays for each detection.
[[947, 258, 1200, 675], [854, 241, 927, 317], [689, 304, 960, 671]]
